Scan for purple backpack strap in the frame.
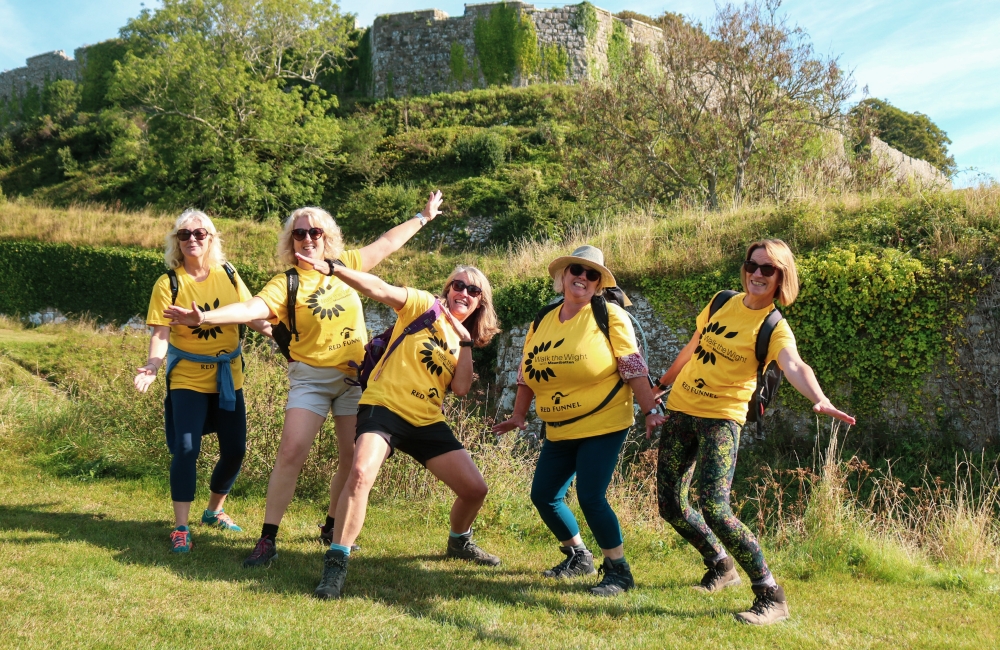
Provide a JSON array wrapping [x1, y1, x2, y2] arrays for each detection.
[[371, 301, 445, 383]]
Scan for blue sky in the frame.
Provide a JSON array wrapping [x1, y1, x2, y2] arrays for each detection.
[[1, 0, 997, 184]]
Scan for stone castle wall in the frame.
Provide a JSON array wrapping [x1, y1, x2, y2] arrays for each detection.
[[0, 48, 89, 101], [371, 2, 661, 98]]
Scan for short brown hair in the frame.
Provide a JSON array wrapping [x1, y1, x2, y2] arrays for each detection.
[[741, 239, 799, 306], [439, 265, 501, 347]]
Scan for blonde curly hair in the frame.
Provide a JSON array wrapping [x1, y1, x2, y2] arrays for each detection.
[[163, 209, 226, 270], [439, 265, 501, 348], [277, 207, 345, 267]]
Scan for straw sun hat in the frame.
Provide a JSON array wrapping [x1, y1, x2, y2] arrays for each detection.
[[548, 246, 630, 306]]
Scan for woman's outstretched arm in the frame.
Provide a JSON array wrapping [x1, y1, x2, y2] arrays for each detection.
[[297, 252, 408, 310], [358, 191, 443, 272], [778, 347, 856, 425], [165, 296, 272, 328]]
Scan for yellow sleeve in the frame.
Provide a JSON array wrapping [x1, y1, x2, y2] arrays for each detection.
[[606, 304, 639, 358], [145, 274, 172, 327], [397, 288, 435, 318], [765, 319, 796, 365], [338, 249, 363, 271], [257, 272, 290, 324]]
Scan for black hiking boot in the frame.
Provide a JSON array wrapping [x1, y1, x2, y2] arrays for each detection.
[[314, 549, 350, 600], [542, 545, 597, 578], [446, 530, 501, 566], [734, 584, 790, 625], [693, 555, 742, 593], [243, 536, 277, 568], [588, 557, 634, 597]]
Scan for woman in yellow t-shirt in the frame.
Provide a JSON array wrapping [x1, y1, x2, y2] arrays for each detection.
[[653, 239, 855, 625], [289, 259, 501, 600], [493, 245, 665, 597], [165, 193, 443, 567], [134, 209, 271, 553]]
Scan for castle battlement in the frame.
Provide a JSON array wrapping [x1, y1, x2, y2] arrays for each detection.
[[0, 48, 89, 101]]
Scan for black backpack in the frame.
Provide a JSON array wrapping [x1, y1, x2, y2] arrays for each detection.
[[167, 262, 246, 344], [530, 287, 652, 430], [708, 290, 784, 439], [270, 259, 346, 362]]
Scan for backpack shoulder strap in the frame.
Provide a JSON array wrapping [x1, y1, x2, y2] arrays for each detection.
[[590, 295, 611, 343], [371, 301, 445, 384], [756, 309, 784, 366], [221, 262, 238, 289], [531, 299, 563, 335], [285, 268, 300, 340], [327, 258, 346, 269], [166, 270, 179, 305], [709, 290, 739, 318]]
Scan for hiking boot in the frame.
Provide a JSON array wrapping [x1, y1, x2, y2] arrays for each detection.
[[446, 531, 501, 566], [243, 536, 277, 568], [202, 509, 242, 532], [588, 557, 634, 596], [314, 549, 349, 600], [542, 546, 597, 578], [170, 526, 192, 553], [735, 584, 790, 625], [693, 556, 742, 593], [318, 524, 361, 553]]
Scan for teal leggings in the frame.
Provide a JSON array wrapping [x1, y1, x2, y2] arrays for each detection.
[[530, 428, 628, 550]]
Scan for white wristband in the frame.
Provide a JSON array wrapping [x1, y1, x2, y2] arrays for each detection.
[[414, 213, 428, 226]]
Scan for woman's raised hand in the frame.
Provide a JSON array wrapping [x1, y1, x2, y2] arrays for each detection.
[[164, 301, 204, 327], [442, 303, 472, 343], [422, 190, 444, 222], [492, 415, 528, 435], [295, 252, 331, 275], [133, 365, 157, 393], [813, 398, 856, 425]]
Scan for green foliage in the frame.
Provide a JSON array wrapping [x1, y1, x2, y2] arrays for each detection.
[[334, 182, 424, 242], [473, 3, 538, 86], [0, 240, 270, 324], [492, 276, 557, 328], [537, 43, 569, 83], [454, 129, 508, 173], [607, 20, 630, 75], [573, 2, 600, 41], [79, 40, 129, 112], [853, 98, 956, 177], [449, 42, 470, 86]]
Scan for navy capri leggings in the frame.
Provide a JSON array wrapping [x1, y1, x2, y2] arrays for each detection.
[[530, 428, 629, 550], [166, 389, 247, 503]]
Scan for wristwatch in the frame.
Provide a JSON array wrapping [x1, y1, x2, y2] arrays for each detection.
[[459, 340, 474, 347], [645, 407, 660, 417], [415, 213, 428, 226], [656, 382, 669, 392]]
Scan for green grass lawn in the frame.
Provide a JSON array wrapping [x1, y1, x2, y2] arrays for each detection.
[[2, 323, 999, 648]]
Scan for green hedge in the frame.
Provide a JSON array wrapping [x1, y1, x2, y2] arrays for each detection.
[[0, 241, 270, 324]]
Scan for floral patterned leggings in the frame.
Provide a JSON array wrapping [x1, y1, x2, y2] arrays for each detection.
[[656, 411, 771, 582]]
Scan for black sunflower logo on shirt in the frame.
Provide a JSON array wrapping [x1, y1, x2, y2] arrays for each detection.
[[305, 284, 345, 321], [419, 335, 452, 376], [524, 339, 563, 381], [191, 298, 224, 339], [695, 321, 738, 364]]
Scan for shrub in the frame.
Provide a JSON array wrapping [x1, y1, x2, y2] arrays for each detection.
[[335, 183, 424, 242], [454, 129, 509, 173]]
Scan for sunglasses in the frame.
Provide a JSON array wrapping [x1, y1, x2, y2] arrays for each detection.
[[176, 228, 209, 241], [450, 279, 483, 297], [291, 228, 325, 241], [568, 264, 601, 282], [743, 260, 779, 277]]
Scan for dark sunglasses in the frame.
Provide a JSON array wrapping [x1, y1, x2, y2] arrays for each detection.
[[450, 279, 483, 297], [176, 228, 209, 241], [743, 260, 779, 277], [568, 263, 601, 282], [291, 228, 325, 241]]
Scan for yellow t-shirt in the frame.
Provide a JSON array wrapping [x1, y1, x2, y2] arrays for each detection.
[[146, 264, 253, 394], [256, 250, 367, 372], [360, 288, 460, 426], [666, 292, 796, 425], [523, 302, 638, 441]]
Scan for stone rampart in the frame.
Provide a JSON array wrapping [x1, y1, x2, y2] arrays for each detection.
[[0, 48, 89, 101], [371, 2, 662, 98], [870, 135, 952, 189]]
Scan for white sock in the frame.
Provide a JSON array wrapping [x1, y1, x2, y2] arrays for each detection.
[[710, 551, 728, 563], [753, 573, 777, 588]]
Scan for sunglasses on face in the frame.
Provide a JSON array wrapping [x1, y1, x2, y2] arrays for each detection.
[[291, 228, 325, 241], [568, 264, 601, 282], [176, 228, 209, 242], [743, 260, 779, 277], [450, 279, 483, 297]]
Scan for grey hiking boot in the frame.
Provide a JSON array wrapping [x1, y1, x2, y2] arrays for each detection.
[[313, 549, 349, 600], [735, 584, 790, 625], [693, 555, 742, 593], [446, 531, 501, 566], [588, 557, 634, 596], [542, 546, 597, 578]]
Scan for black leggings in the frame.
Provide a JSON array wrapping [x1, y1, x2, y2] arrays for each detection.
[[167, 389, 247, 503]]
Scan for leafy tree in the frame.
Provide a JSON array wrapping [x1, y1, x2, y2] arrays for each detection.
[[109, 0, 354, 218], [852, 98, 956, 177]]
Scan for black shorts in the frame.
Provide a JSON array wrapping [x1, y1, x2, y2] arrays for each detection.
[[355, 404, 465, 466]]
